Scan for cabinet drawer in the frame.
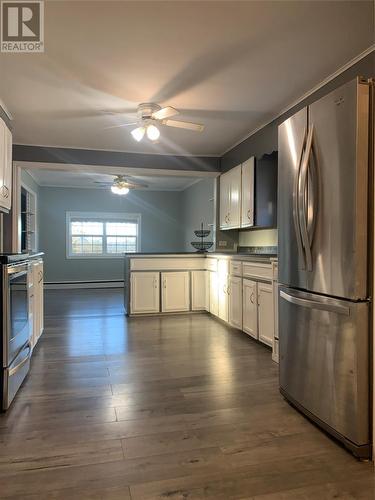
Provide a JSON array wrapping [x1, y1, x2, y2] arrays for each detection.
[[229, 261, 242, 276], [206, 258, 217, 272], [242, 262, 273, 281], [130, 257, 205, 271]]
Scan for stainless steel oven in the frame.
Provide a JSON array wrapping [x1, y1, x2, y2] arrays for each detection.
[[2, 262, 31, 410]]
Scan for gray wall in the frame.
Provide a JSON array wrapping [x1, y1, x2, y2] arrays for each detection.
[[181, 178, 215, 251], [38, 187, 185, 282], [221, 52, 375, 170]]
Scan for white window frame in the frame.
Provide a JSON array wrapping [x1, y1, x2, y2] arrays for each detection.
[[66, 211, 141, 259]]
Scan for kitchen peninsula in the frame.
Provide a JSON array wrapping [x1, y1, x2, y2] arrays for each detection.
[[124, 252, 279, 362]]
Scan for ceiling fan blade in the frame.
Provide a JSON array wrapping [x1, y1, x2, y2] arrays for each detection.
[[124, 182, 149, 189], [103, 121, 138, 130], [162, 119, 204, 132], [152, 106, 179, 120]]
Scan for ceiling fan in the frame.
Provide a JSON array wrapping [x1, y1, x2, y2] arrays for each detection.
[[94, 175, 148, 195], [110, 103, 204, 142]]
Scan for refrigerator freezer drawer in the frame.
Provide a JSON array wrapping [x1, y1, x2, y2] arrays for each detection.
[[279, 287, 369, 452]]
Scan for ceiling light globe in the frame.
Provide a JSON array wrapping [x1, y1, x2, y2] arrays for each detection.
[[131, 126, 145, 142], [146, 124, 160, 141], [111, 185, 129, 195]]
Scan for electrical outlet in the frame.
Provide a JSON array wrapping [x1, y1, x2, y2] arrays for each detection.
[[218, 240, 227, 247]]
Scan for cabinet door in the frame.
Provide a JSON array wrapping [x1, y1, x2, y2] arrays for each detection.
[[219, 171, 230, 229], [131, 272, 160, 314], [228, 165, 241, 228], [241, 157, 254, 228], [0, 119, 6, 210], [162, 271, 190, 312], [218, 259, 229, 322], [258, 282, 274, 347], [209, 271, 219, 316], [243, 279, 258, 339], [229, 276, 242, 329], [37, 261, 44, 339], [191, 270, 206, 311], [3, 125, 12, 211]]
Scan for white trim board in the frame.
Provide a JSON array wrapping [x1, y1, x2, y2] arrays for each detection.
[[44, 280, 124, 290], [221, 45, 375, 156]]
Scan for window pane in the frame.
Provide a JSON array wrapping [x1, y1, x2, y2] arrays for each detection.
[[71, 236, 103, 254], [107, 236, 136, 253], [71, 236, 83, 254], [106, 222, 137, 236], [71, 221, 103, 235]]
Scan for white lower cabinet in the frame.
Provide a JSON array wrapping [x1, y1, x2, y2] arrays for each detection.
[[191, 270, 207, 311], [218, 259, 229, 322], [161, 271, 190, 313], [209, 271, 219, 317], [242, 278, 258, 339], [131, 272, 160, 314], [258, 282, 274, 347], [229, 276, 242, 329], [29, 259, 44, 349]]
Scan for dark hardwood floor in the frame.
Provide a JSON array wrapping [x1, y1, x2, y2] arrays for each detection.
[[0, 288, 374, 499]]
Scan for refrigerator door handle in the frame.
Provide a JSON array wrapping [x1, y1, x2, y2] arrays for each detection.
[[299, 126, 314, 271], [280, 290, 350, 316], [293, 127, 307, 269]]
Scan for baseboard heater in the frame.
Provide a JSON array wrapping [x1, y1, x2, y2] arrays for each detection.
[[44, 280, 124, 290]]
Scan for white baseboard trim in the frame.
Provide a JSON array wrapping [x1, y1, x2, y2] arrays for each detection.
[[44, 280, 124, 290]]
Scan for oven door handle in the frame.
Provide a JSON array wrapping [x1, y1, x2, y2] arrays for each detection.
[[10, 270, 28, 281], [8, 345, 31, 376]]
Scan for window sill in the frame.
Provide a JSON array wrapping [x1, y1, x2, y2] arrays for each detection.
[[66, 254, 136, 260]]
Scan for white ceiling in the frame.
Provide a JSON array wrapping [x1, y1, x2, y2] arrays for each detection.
[[1, 1, 373, 156], [25, 168, 207, 191]]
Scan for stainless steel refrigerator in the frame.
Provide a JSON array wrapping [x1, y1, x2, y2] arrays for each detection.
[[278, 77, 373, 459]]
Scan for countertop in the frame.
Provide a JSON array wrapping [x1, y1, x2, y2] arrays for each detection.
[[0, 252, 44, 264], [125, 252, 277, 263]]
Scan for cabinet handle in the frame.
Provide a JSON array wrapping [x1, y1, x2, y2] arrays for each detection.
[[163, 279, 167, 289], [250, 292, 254, 304], [247, 209, 251, 220], [1, 185, 8, 198]]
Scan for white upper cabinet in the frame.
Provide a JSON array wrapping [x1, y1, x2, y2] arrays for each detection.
[[219, 158, 255, 230], [0, 117, 12, 212], [161, 271, 190, 313], [228, 165, 241, 228], [219, 170, 231, 229], [131, 272, 160, 314], [241, 157, 255, 228]]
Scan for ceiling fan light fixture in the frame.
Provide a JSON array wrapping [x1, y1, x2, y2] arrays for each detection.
[[131, 126, 145, 142], [146, 124, 160, 141], [111, 185, 129, 195]]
